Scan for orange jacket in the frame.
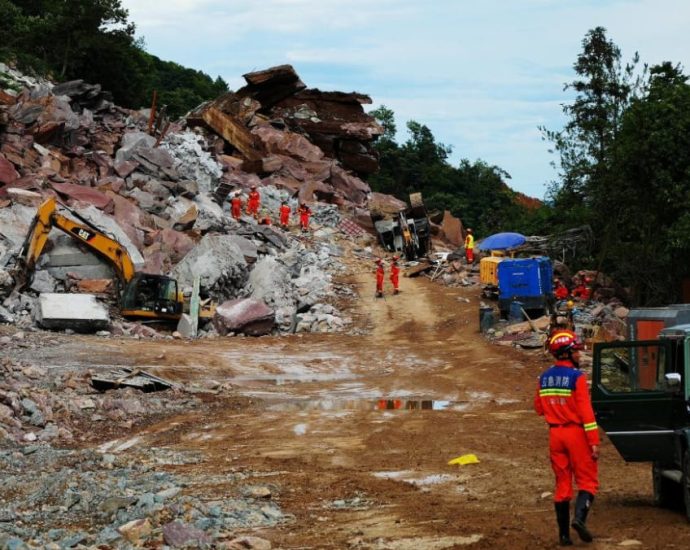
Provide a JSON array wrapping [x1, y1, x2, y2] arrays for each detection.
[[534, 360, 600, 446]]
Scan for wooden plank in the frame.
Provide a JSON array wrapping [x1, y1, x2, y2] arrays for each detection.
[[201, 106, 262, 161]]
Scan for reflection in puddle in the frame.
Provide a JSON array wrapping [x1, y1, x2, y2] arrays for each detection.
[[264, 399, 465, 412]]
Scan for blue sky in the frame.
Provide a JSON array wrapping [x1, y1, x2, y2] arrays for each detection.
[[120, 0, 690, 199]]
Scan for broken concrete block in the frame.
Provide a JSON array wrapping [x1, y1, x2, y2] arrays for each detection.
[[35, 293, 110, 332], [213, 298, 274, 336], [29, 270, 57, 293]]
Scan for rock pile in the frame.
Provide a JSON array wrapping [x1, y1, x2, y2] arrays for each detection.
[[0, 63, 372, 336]]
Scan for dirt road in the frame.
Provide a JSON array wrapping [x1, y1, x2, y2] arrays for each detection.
[[33, 268, 690, 548]]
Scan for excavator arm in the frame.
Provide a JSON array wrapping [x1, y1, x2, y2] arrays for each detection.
[[20, 197, 136, 284]]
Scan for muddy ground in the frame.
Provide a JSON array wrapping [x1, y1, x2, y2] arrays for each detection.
[[11, 255, 690, 549]]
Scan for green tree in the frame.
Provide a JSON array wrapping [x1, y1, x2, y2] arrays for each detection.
[[543, 27, 638, 231], [605, 62, 690, 304]]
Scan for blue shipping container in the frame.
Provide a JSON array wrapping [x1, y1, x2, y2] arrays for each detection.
[[497, 257, 553, 314]]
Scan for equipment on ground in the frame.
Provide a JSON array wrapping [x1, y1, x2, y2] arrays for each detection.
[[591, 309, 690, 519], [14, 197, 209, 322], [496, 256, 553, 318], [372, 193, 431, 261]]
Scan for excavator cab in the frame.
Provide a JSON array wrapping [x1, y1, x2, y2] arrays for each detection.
[[120, 273, 183, 320]]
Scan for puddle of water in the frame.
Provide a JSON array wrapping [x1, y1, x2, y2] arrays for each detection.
[[263, 399, 463, 412]]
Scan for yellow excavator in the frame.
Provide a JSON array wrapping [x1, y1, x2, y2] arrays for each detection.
[[15, 197, 203, 321]]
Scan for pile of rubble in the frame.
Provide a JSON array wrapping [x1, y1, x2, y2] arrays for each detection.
[[0, 63, 380, 337]]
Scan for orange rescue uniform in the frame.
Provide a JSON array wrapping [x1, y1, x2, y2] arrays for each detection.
[[299, 205, 311, 231], [376, 263, 384, 295], [246, 190, 260, 217], [390, 260, 400, 292], [534, 360, 600, 502], [230, 196, 243, 220], [279, 204, 291, 227]]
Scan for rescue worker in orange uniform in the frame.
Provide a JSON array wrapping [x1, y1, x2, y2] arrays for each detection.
[[464, 228, 475, 264], [230, 191, 243, 220], [375, 258, 384, 298], [390, 255, 400, 295], [246, 185, 261, 219], [535, 330, 599, 546], [554, 278, 569, 300], [298, 203, 312, 232], [279, 200, 291, 229]]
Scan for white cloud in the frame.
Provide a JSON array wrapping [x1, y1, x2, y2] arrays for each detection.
[[120, 0, 690, 198]]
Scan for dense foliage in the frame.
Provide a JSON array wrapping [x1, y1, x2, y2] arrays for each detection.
[[544, 27, 690, 305], [367, 106, 539, 237], [0, 0, 227, 117]]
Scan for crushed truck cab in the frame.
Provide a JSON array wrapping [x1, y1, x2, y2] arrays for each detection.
[[592, 324, 690, 516]]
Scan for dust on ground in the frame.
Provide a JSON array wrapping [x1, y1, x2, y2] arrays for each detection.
[[13, 251, 690, 549]]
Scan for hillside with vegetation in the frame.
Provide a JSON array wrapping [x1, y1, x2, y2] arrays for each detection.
[[0, 0, 228, 117]]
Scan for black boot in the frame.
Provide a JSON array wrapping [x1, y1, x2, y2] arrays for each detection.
[[554, 501, 573, 546], [571, 491, 594, 542]]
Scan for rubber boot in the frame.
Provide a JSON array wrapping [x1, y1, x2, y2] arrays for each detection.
[[571, 490, 594, 542], [554, 501, 573, 546]]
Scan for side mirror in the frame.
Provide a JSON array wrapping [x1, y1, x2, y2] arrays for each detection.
[[664, 372, 682, 390]]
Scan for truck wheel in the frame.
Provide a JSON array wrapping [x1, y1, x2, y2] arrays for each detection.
[[684, 453, 690, 520], [653, 462, 681, 508]]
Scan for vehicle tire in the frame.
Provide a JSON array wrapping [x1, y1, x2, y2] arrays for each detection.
[[684, 452, 690, 520], [653, 462, 681, 508]]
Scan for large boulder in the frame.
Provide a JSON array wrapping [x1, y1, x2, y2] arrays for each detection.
[[172, 234, 248, 299], [248, 257, 295, 328], [212, 298, 275, 336]]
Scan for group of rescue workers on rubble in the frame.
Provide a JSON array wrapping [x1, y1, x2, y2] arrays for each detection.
[[228, 184, 313, 232]]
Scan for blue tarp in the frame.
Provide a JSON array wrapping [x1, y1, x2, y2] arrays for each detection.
[[476, 232, 526, 251]]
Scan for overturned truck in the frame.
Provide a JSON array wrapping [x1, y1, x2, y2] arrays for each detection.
[[372, 193, 431, 261]]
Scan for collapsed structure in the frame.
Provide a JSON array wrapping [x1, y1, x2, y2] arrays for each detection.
[[0, 64, 384, 336]]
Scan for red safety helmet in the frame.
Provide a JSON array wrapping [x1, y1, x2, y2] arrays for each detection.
[[548, 330, 583, 358]]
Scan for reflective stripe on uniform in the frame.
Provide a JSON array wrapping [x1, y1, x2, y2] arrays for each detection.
[[539, 389, 572, 397], [583, 422, 598, 432]]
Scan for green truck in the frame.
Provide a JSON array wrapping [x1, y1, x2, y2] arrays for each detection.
[[592, 324, 690, 517]]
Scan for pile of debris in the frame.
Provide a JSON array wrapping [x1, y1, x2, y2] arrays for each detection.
[[0, 63, 377, 337]]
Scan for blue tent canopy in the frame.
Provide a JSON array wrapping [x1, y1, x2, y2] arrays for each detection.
[[476, 232, 526, 251]]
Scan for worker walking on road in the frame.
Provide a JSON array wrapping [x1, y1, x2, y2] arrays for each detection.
[[279, 200, 291, 229], [464, 228, 475, 265], [390, 255, 400, 295], [246, 185, 261, 219], [535, 330, 599, 546], [230, 191, 243, 220], [375, 258, 385, 298]]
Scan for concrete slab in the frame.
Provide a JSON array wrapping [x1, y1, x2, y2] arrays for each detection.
[[35, 293, 110, 332]]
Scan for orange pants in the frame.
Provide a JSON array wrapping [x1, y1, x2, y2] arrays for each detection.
[[466, 248, 474, 264], [549, 425, 598, 501], [300, 214, 310, 230], [376, 274, 384, 293], [247, 200, 259, 216], [231, 205, 241, 219], [391, 274, 399, 290]]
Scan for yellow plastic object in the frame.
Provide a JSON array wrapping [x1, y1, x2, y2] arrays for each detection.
[[447, 454, 480, 466], [480, 256, 503, 286]]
